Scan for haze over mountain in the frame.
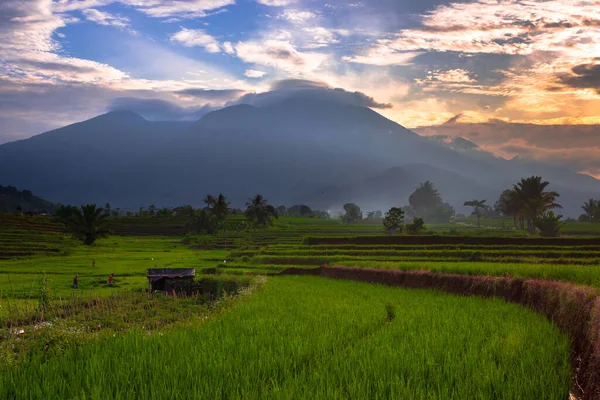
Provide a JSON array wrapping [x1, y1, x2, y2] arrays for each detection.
[[1, 87, 598, 217]]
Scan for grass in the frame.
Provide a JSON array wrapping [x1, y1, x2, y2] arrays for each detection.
[[0, 237, 227, 299], [0, 276, 571, 399]]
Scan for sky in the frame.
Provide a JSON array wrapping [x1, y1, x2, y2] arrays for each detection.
[[1, 0, 599, 177]]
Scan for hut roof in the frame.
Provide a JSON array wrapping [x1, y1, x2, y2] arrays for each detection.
[[147, 268, 195, 282]]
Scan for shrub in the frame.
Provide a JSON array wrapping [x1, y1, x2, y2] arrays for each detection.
[[534, 211, 565, 237], [406, 217, 425, 234]]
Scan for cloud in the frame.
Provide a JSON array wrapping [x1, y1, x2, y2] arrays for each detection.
[[175, 88, 246, 102], [235, 39, 329, 75], [244, 70, 267, 78], [234, 78, 393, 109], [373, 0, 600, 57], [107, 97, 215, 120], [82, 8, 129, 28], [416, 69, 477, 85], [222, 41, 235, 54], [343, 47, 421, 66], [53, 0, 234, 18], [256, 0, 299, 6], [301, 27, 341, 48], [170, 28, 221, 53], [415, 120, 600, 178], [559, 63, 600, 92], [277, 10, 317, 23]]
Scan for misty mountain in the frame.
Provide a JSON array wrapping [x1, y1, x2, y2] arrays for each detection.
[[304, 164, 497, 214], [0, 95, 599, 217]]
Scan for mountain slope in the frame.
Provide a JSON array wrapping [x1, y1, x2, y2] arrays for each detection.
[[0, 97, 598, 216], [0, 185, 55, 213]]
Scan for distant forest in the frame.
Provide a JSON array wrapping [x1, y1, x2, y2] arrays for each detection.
[[0, 185, 55, 214]]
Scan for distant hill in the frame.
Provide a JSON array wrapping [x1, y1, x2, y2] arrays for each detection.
[[0, 93, 599, 217], [0, 185, 55, 213]]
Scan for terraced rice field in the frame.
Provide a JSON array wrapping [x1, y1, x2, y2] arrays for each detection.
[[2, 214, 600, 398], [0, 214, 72, 260]]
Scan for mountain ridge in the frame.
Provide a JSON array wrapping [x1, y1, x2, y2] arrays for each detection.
[[0, 97, 598, 216]]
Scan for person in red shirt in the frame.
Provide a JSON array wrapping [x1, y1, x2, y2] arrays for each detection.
[[107, 273, 114, 285]]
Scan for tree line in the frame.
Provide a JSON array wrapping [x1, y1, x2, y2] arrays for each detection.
[[40, 176, 600, 244]]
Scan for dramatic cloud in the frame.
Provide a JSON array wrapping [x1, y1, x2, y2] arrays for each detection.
[[2, 0, 600, 180], [416, 121, 600, 178], [234, 79, 393, 109], [560, 63, 600, 92], [170, 28, 221, 52]]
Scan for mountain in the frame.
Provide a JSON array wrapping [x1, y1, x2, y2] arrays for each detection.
[[304, 164, 497, 214], [0, 112, 193, 206], [0, 185, 55, 213], [0, 96, 599, 216]]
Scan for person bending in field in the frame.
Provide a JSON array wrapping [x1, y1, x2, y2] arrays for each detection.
[[73, 274, 78, 289], [107, 273, 114, 285]]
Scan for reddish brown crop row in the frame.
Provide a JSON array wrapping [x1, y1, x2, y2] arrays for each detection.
[[278, 266, 600, 400]]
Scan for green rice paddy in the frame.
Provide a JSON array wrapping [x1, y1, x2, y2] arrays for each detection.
[[2, 213, 598, 398], [0, 277, 571, 399]]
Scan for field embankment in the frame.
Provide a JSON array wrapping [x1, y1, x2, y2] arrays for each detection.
[[278, 266, 600, 399]]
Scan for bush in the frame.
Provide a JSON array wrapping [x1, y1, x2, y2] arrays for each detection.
[[534, 211, 565, 237], [406, 218, 425, 234]]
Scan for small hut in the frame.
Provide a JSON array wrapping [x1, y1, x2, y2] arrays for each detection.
[[147, 268, 195, 294]]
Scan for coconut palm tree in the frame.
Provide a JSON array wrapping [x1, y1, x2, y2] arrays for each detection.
[[203, 195, 216, 210], [69, 204, 110, 245], [582, 199, 599, 223], [245, 194, 276, 227], [513, 176, 561, 233], [463, 199, 489, 228]]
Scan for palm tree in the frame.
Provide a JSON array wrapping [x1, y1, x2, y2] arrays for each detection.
[[203, 195, 216, 210], [69, 204, 110, 245], [582, 199, 599, 223], [212, 194, 231, 220], [245, 194, 275, 227], [463, 199, 489, 228], [513, 176, 561, 233]]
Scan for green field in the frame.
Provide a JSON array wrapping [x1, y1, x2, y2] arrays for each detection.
[[3, 213, 600, 398], [1, 277, 571, 399]]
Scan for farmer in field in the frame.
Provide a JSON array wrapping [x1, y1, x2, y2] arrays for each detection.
[[73, 274, 78, 289], [108, 273, 114, 285]]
